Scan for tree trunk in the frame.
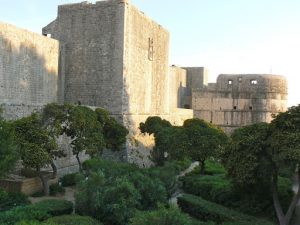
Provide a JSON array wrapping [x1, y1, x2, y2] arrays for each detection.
[[272, 165, 300, 225], [51, 161, 57, 179], [37, 168, 50, 196], [200, 160, 205, 174], [76, 153, 82, 172]]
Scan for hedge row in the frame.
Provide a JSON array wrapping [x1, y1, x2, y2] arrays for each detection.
[[0, 199, 73, 225], [178, 194, 273, 225]]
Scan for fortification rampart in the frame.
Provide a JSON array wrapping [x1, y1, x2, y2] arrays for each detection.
[[0, 22, 59, 120], [192, 74, 288, 133]]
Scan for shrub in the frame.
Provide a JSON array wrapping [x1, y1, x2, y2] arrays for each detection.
[[0, 206, 50, 225], [60, 173, 78, 187], [146, 161, 181, 197], [178, 194, 273, 225], [127, 171, 168, 210], [130, 206, 214, 225], [49, 183, 65, 196], [0, 189, 30, 211], [46, 215, 103, 225], [181, 174, 237, 205], [76, 173, 141, 225], [34, 200, 73, 217]]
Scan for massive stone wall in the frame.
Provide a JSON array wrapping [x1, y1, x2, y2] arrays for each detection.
[[0, 22, 59, 120], [193, 74, 288, 133], [169, 66, 188, 109], [123, 2, 170, 115], [43, 1, 125, 115]]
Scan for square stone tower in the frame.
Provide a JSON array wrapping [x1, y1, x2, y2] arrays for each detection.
[[43, 0, 193, 165], [43, 0, 170, 117]]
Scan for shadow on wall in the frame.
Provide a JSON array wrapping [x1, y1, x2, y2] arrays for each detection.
[[0, 33, 58, 120]]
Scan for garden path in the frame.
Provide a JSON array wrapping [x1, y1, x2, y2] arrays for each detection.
[[169, 161, 199, 206], [292, 175, 300, 225], [29, 186, 76, 204]]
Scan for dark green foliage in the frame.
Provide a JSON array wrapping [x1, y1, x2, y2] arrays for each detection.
[[181, 163, 293, 217], [145, 161, 182, 197], [0, 206, 50, 225], [60, 173, 78, 187], [95, 108, 128, 150], [34, 200, 73, 217], [139, 116, 172, 135], [0, 119, 19, 178], [49, 183, 65, 196], [76, 173, 141, 225], [130, 206, 213, 225], [46, 215, 103, 225], [0, 189, 30, 212], [127, 171, 168, 210], [182, 119, 228, 174], [181, 174, 237, 206], [178, 194, 274, 225], [76, 159, 175, 224]]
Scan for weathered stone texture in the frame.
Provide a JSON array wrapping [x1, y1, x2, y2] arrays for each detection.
[[43, 1, 125, 114], [0, 22, 59, 119], [123, 3, 170, 115], [192, 74, 288, 133], [169, 66, 187, 109]]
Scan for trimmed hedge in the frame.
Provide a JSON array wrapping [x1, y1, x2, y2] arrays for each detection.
[[49, 183, 65, 196], [181, 174, 237, 206], [46, 215, 103, 225], [130, 206, 215, 225], [0, 199, 73, 225], [178, 194, 273, 225], [34, 200, 73, 217]]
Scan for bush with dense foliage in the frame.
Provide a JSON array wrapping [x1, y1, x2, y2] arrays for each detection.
[[46, 215, 103, 225], [75, 159, 186, 224], [178, 194, 273, 225], [49, 183, 65, 196], [0, 188, 30, 212], [181, 162, 293, 217], [60, 173, 78, 187], [130, 206, 215, 225], [0, 199, 73, 225], [34, 200, 73, 217], [0, 118, 19, 178]]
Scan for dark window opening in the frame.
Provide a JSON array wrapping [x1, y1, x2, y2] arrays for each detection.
[[249, 106, 253, 110], [251, 79, 258, 85], [148, 37, 154, 61], [210, 121, 212, 123], [233, 106, 237, 110], [184, 104, 190, 109]]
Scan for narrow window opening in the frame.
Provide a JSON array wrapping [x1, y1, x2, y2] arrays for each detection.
[[250, 79, 258, 85], [249, 106, 253, 110], [238, 77, 242, 82], [228, 80, 233, 85], [233, 106, 237, 110], [148, 37, 154, 61]]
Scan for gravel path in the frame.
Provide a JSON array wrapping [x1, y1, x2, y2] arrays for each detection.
[[169, 161, 199, 206]]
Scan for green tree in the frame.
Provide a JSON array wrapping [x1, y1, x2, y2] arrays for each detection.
[[0, 110, 19, 178], [183, 119, 228, 174], [95, 108, 128, 151], [222, 105, 300, 225], [13, 113, 59, 195], [139, 116, 172, 136]]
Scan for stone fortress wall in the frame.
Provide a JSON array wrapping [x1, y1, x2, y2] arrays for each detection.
[[192, 74, 288, 133], [0, 22, 59, 120], [0, 0, 288, 170]]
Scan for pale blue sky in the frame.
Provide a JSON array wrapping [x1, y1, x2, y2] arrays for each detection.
[[0, 0, 299, 106]]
